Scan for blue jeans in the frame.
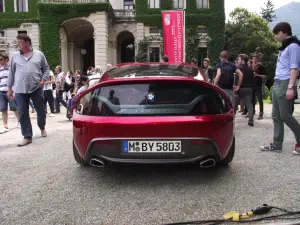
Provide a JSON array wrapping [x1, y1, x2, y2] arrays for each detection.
[[55, 90, 67, 113], [29, 100, 34, 109], [15, 88, 46, 140], [67, 98, 75, 109], [224, 89, 234, 102]]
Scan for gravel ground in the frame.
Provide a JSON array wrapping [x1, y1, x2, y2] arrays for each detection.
[[0, 105, 299, 225]]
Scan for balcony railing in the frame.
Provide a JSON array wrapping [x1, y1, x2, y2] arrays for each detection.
[[39, 0, 136, 20], [114, 9, 135, 18], [40, 0, 108, 2]]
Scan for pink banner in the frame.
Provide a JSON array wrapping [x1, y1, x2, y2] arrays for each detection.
[[162, 10, 185, 64]]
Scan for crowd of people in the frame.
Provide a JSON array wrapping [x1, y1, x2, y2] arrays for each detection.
[[0, 21, 300, 155], [205, 22, 300, 155], [47, 64, 111, 117]]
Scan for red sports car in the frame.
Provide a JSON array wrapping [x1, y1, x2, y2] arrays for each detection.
[[72, 63, 235, 169]]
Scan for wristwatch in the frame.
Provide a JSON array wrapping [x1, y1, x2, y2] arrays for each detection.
[[288, 84, 294, 89]]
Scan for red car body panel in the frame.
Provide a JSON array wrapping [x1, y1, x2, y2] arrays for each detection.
[[73, 113, 234, 159], [73, 72, 234, 163]]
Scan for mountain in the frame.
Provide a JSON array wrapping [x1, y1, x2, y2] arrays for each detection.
[[270, 1, 300, 38]]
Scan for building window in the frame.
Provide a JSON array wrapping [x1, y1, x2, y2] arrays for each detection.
[[149, 27, 160, 34], [198, 26, 208, 33], [0, 0, 4, 13], [148, 0, 160, 8], [197, 0, 209, 8], [18, 30, 27, 34], [0, 31, 4, 37], [124, 0, 134, 9], [149, 47, 160, 62], [15, 0, 27, 12], [173, 0, 184, 9]]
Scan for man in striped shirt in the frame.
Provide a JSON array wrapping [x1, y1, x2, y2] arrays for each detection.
[[0, 52, 19, 134]]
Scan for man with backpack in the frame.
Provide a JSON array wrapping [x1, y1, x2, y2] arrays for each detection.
[[214, 51, 243, 102]]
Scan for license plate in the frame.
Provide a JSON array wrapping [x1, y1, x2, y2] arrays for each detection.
[[122, 140, 181, 153]]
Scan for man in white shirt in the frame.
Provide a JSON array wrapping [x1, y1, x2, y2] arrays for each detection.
[[0, 52, 19, 134], [88, 65, 102, 86], [106, 63, 113, 72], [44, 70, 55, 117]]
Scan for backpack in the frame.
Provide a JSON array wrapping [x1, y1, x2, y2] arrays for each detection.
[[64, 82, 72, 92], [218, 62, 235, 89]]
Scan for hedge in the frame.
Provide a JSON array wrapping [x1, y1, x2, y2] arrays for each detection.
[[0, 0, 39, 29], [270, 86, 273, 102], [37, 2, 112, 69]]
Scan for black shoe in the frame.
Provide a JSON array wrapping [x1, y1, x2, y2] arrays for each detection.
[[248, 121, 254, 126], [260, 143, 282, 153]]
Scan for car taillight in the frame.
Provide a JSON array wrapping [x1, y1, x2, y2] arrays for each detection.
[[191, 140, 211, 145]]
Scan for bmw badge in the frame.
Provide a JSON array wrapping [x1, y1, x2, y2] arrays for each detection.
[[147, 93, 156, 103]]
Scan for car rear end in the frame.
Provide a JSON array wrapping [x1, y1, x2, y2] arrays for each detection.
[[73, 73, 234, 168]]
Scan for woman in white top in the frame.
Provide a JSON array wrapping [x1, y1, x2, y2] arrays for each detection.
[[43, 70, 55, 116]]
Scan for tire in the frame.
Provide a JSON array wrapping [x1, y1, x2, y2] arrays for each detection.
[[73, 140, 89, 166], [220, 137, 235, 165]]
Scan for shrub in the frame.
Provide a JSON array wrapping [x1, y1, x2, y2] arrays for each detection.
[[269, 86, 273, 102]]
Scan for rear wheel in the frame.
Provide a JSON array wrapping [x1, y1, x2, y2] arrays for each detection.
[[73, 140, 89, 166], [220, 137, 235, 165]]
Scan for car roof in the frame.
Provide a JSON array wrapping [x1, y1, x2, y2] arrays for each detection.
[[101, 62, 206, 81], [113, 62, 195, 67]]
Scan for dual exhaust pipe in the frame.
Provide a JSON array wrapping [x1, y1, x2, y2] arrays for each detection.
[[199, 157, 216, 168], [90, 158, 105, 168], [90, 157, 216, 168]]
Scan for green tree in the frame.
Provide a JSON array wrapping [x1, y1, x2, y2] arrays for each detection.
[[224, 8, 279, 85], [261, 0, 277, 23]]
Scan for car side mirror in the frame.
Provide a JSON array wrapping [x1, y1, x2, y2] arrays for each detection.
[[76, 104, 84, 114]]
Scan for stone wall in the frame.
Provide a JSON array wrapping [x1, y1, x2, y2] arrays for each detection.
[[87, 12, 108, 71], [0, 23, 40, 60]]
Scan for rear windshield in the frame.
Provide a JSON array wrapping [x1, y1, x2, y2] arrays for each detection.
[[79, 81, 230, 116], [106, 64, 199, 78]]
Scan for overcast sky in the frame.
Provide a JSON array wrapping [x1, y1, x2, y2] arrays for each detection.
[[225, 0, 300, 16]]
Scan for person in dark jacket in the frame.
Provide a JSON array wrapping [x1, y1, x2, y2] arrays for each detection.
[[161, 55, 169, 63], [214, 51, 243, 102], [236, 54, 255, 126]]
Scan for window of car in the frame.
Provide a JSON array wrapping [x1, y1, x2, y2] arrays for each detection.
[[77, 81, 230, 116]]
